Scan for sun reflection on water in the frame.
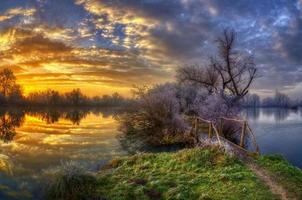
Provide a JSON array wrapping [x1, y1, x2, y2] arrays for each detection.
[[0, 108, 125, 200]]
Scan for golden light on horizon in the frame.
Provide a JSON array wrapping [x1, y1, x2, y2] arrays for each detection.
[[16, 77, 134, 97], [0, 1, 174, 97]]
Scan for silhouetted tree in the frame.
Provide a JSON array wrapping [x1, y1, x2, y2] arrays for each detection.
[[242, 93, 260, 107], [8, 84, 23, 104], [0, 68, 23, 104], [261, 91, 292, 107], [65, 89, 87, 106], [0, 68, 16, 97], [46, 90, 61, 105], [274, 91, 292, 107], [177, 29, 258, 103]]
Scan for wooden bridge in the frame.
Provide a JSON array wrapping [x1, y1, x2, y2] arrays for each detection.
[[186, 117, 294, 200], [186, 116, 260, 155]]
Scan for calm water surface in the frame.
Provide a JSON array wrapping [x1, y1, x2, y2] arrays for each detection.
[[0, 108, 127, 200], [243, 108, 302, 168], [0, 107, 301, 199]]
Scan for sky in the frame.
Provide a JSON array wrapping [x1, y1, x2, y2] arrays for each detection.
[[0, 0, 302, 98]]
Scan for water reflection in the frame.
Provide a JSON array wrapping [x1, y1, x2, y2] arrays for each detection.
[[0, 110, 25, 142], [0, 107, 127, 200], [0, 107, 123, 143], [243, 107, 302, 168], [117, 133, 184, 155], [0, 107, 300, 199], [244, 107, 260, 121], [28, 109, 89, 125], [262, 108, 291, 122], [243, 107, 301, 123]]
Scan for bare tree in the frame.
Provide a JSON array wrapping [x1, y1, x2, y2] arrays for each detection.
[[0, 68, 17, 97], [176, 65, 219, 94], [177, 29, 258, 102], [212, 29, 257, 98]]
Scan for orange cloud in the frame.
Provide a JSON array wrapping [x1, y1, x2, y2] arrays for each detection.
[[0, 26, 171, 97], [0, 2, 190, 97], [0, 7, 36, 22]]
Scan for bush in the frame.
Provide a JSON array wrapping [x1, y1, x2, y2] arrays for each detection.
[[44, 162, 98, 200], [119, 83, 240, 146], [119, 83, 187, 145]]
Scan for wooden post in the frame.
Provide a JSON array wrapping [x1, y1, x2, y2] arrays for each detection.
[[208, 123, 212, 137], [194, 118, 198, 136], [212, 123, 222, 146], [219, 118, 223, 135], [246, 123, 260, 154], [240, 121, 247, 147]]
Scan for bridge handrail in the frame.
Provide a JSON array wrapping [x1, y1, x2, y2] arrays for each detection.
[[211, 122, 221, 145], [195, 117, 212, 124], [221, 117, 245, 123], [189, 115, 259, 154], [246, 123, 260, 153]]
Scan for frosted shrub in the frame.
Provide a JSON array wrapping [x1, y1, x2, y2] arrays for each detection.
[[119, 83, 189, 145], [192, 91, 239, 122], [119, 83, 239, 146]]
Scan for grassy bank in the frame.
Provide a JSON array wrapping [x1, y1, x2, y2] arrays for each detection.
[[257, 155, 302, 199], [96, 147, 278, 200], [46, 147, 302, 200]]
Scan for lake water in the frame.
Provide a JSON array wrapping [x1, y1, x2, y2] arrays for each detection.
[[0, 107, 127, 200], [243, 108, 302, 168], [0, 107, 301, 199]]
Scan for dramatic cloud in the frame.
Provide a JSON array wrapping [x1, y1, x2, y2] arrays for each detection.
[[0, 7, 36, 22], [0, 0, 302, 97]]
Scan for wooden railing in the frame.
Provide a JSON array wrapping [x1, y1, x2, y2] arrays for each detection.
[[187, 116, 260, 154]]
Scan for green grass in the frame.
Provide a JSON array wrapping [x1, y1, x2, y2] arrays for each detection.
[[257, 155, 302, 199], [97, 147, 279, 200]]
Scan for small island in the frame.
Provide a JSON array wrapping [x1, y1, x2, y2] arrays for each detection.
[[42, 30, 301, 200], [0, 1, 301, 200]]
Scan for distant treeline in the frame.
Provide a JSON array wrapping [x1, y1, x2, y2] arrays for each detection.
[[25, 89, 133, 106], [242, 91, 300, 108], [0, 68, 133, 107]]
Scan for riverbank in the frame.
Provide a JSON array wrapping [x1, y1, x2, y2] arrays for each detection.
[[92, 146, 301, 200], [256, 155, 302, 199]]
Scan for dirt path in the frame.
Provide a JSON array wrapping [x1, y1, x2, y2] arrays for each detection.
[[246, 162, 292, 200], [198, 135, 293, 200], [218, 137, 293, 199]]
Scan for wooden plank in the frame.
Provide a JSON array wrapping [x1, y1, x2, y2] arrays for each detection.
[[219, 136, 249, 153], [208, 123, 212, 137], [221, 117, 245, 123], [246, 123, 260, 154], [212, 123, 222, 146], [190, 115, 258, 154], [194, 118, 198, 136], [239, 121, 247, 147], [196, 117, 212, 123], [219, 118, 223, 135]]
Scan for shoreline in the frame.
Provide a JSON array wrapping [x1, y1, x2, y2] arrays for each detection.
[[46, 146, 302, 200]]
